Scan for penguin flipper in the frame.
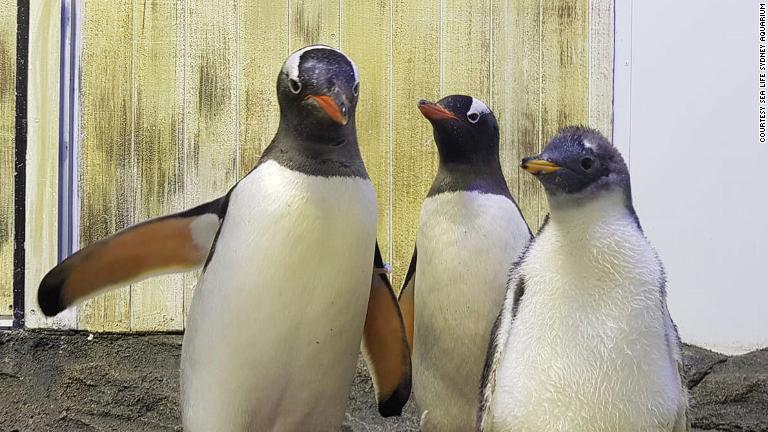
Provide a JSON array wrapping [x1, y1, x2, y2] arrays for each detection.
[[671, 343, 691, 431], [37, 195, 230, 317], [397, 249, 417, 353], [477, 264, 526, 432], [362, 242, 412, 417], [673, 392, 690, 432], [663, 302, 691, 431]]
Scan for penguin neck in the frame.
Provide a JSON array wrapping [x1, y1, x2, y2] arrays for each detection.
[[428, 159, 511, 199], [261, 118, 368, 179], [547, 189, 639, 232]]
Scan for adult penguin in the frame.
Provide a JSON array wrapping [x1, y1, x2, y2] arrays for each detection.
[[398, 96, 531, 431], [478, 127, 689, 432], [37, 45, 411, 431]]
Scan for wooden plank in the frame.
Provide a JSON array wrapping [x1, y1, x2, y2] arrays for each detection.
[[130, 0, 185, 331], [0, 0, 16, 318], [78, 0, 133, 331], [25, 0, 75, 328], [588, 0, 613, 137], [492, 0, 542, 228], [342, 0, 392, 265], [391, 0, 441, 290], [442, 0, 492, 100], [540, 0, 590, 227], [183, 0, 239, 322], [289, 0, 339, 49], [237, 0, 289, 176]]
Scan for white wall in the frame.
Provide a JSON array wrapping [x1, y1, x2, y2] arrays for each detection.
[[614, 0, 768, 354]]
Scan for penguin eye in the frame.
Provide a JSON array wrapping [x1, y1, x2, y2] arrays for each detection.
[[288, 78, 302, 94], [580, 156, 595, 171], [467, 112, 480, 124], [353, 82, 360, 96]]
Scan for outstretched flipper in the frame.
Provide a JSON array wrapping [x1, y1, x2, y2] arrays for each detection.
[[397, 249, 417, 353], [37, 195, 230, 316], [362, 243, 412, 417]]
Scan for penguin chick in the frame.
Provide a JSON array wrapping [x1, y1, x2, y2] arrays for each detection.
[[477, 126, 689, 432]]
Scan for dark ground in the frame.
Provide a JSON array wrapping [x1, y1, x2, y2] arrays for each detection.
[[0, 330, 765, 432]]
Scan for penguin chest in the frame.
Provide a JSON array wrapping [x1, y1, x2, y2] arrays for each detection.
[[493, 219, 681, 431], [413, 191, 529, 430], [182, 160, 377, 431]]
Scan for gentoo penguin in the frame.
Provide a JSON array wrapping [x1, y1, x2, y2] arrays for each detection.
[[37, 45, 411, 431], [396, 96, 531, 431], [477, 126, 689, 432]]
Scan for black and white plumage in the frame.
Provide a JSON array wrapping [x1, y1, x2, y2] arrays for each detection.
[[38, 45, 411, 431], [478, 127, 689, 432], [398, 96, 531, 431]]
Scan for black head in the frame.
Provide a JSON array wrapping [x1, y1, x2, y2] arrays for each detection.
[[521, 126, 630, 205], [418, 95, 499, 166], [418, 95, 512, 198], [260, 46, 366, 178], [277, 45, 360, 140]]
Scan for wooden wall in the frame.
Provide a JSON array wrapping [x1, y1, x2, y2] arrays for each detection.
[[26, 0, 69, 328], [0, 0, 16, 319], [21, 0, 614, 330]]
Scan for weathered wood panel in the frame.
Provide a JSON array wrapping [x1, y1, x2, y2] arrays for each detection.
[[182, 0, 239, 321], [289, 0, 339, 49], [184, 0, 239, 203], [0, 0, 16, 318], [442, 0, 491, 100], [237, 0, 289, 176], [391, 0, 441, 290], [493, 0, 542, 228], [25, 0, 74, 328], [342, 0, 393, 265], [130, 0, 186, 331], [78, 0, 133, 331], [540, 0, 590, 228]]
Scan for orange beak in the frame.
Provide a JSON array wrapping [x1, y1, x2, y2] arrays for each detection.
[[418, 100, 458, 121], [307, 95, 348, 125]]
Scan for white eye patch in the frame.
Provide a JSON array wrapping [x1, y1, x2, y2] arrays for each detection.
[[282, 45, 360, 84], [467, 97, 490, 117], [467, 97, 490, 123]]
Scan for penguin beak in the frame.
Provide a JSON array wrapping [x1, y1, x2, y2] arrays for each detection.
[[307, 94, 349, 125], [521, 157, 561, 175], [418, 99, 458, 121]]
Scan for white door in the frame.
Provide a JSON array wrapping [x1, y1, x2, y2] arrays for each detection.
[[614, 0, 768, 354]]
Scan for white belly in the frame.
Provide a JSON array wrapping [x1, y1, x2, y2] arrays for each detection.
[[492, 211, 682, 432], [182, 160, 377, 432], [413, 191, 529, 432]]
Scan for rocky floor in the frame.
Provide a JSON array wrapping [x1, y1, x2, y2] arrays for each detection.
[[0, 330, 765, 431]]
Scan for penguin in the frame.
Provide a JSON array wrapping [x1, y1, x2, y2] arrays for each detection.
[[37, 45, 411, 431], [477, 126, 689, 432], [396, 95, 531, 431]]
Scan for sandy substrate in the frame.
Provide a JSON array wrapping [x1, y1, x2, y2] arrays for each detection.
[[0, 330, 766, 431]]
